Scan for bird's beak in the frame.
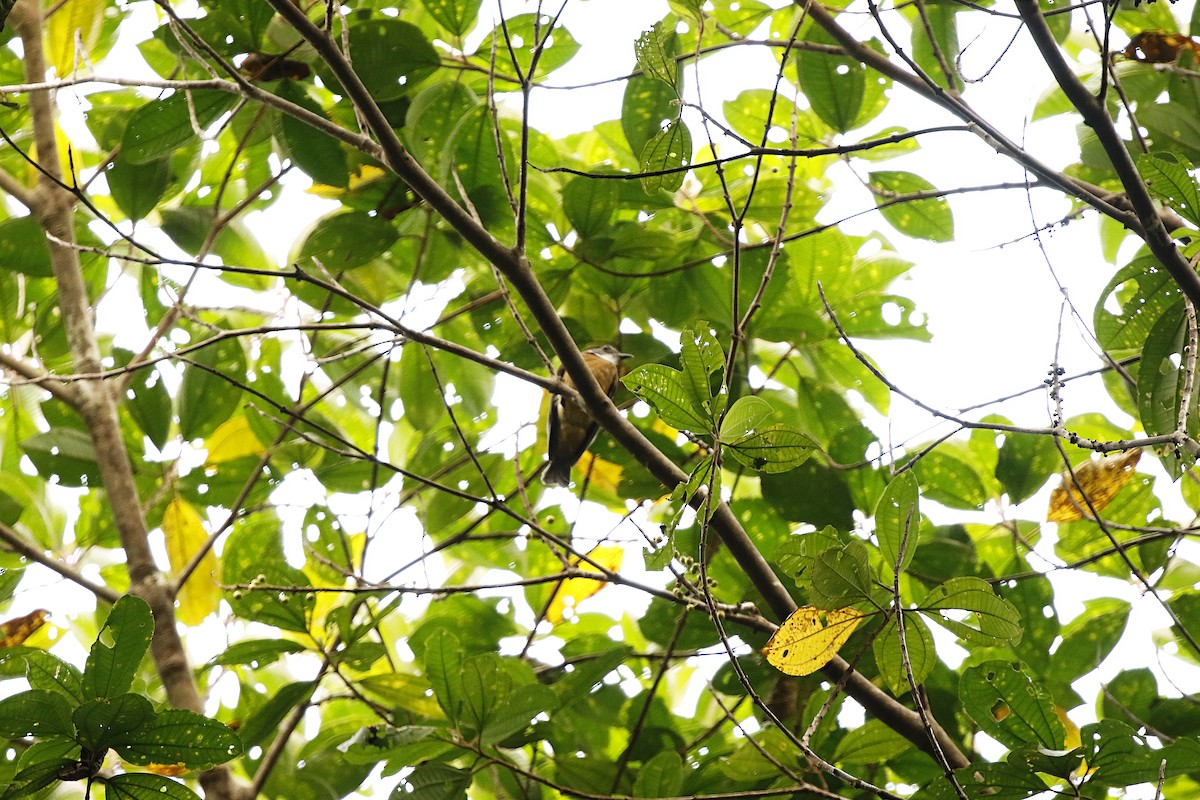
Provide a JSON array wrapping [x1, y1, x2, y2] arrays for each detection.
[[619, 352, 633, 360]]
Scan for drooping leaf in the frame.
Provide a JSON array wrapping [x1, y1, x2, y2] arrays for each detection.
[[868, 170, 955, 242], [83, 595, 154, 700], [875, 471, 920, 572], [162, 496, 219, 626], [1047, 449, 1142, 522], [919, 577, 1022, 645], [121, 91, 238, 165], [639, 119, 691, 195], [961, 660, 1064, 750]]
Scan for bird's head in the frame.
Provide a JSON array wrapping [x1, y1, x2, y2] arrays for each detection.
[[586, 344, 633, 366]]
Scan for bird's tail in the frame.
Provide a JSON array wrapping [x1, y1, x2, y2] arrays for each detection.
[[541, 460, 571, 487]]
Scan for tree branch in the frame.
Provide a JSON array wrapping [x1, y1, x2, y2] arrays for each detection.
[[264, 0, 968, 768]]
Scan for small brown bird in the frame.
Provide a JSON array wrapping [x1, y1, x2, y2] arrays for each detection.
[[542, 344, 632, 487]]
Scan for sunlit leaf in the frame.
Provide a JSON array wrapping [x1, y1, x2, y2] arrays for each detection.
[[961, 660, 1064, 750], [761, 606, 864, 676], [639, 119, 691, 195], [205, 416, 266, 466], [919, 577, 1022, 645], [163, 497, 218, 626], [546, 545, 624, 624], [1047, 449, 1142, 522]]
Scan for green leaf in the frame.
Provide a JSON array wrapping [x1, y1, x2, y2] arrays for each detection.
[[1137, 301, 1188, 437], [105, 773, 203, 800], [113, 708, 243, 769], [20, 428, 101, 488], [320, 19, 438, 102], [1084, 719, 1200, 786], [1139, 152, 1200, 228], [995, 431, 1061, 504], [919, 577, 1022, 645], [634, 23, 678, 89], [73, 694, 154, 751], [234, 680, 317, 750], [421, 628, 464, 726], [0, 689, 75, 738], [19, 651, 83, 702], [915, 450, 990, 510], [679, 323, 725, 417], [4, 759, 80, 799], [622, 364, 713, 433], [851, 126, 922, 162], [178, 333, 246, 441], [1050, 598, 1130, 683], [203, 639, 307, 671], [1094, 255, 1181, 352], [622, 74, 678, 159], [720, 395, 774, 441], [121, 91, 237, 164], [84, 595, 154, 700], [563, 175, 619, 238], [795, 26, 888, 132], [114, 348, 171, 450], [832, 718, 910, 764], [872, 613, 936, 696], [107, 153, 172, 222], [420, 0, 483, 37], [961, 660, 1064, 750], [633, 750, 683, 797], [868, 171, 954, 242], [275, 82, 350, 188], [809, 540, 874, 608], [482, 14, 580, 77], [725, 424, 820, 473], [398, 344, 445, 430], [222, 518, 315, 633], [875, 471, 919, 572], [398, 763, 471, 800], [0, 215, 52, 278], [295, 211, 399, 270], [906, 2, 962, 91], [404, 81, 479, 169], [639, 118, 691, 195]]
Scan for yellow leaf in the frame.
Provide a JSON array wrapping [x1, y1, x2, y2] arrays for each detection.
[[651, 418, 679, 440], [46, 0, 106, 77], [1057, 706, 1081, 751], [546, 544, 624, 624], [308, 164, 388, 197], [205, 415, 266, 466], [163, 497, 219, 625], [141, 763, 190, 777], [1047, 449, 1142, 523], [761, 606, 864, 676], [574, 452, 624, 494], [27, 123, 76, 187]]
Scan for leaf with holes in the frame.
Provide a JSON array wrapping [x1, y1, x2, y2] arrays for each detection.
[[868, 171, 954, 242], [762, 606, 864, 676], [640, 119, 691, 194]]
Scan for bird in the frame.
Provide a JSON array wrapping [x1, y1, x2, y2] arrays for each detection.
[[542, 344, 632, 487]]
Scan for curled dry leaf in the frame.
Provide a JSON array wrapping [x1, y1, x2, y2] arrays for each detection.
[[1123, 31, 1200, 63], [0, 608, 49, 648], [1046, 449, 1142, 523]]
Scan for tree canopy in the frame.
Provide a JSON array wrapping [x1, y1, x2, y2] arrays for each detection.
[[2, 0, 1200, 798]]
